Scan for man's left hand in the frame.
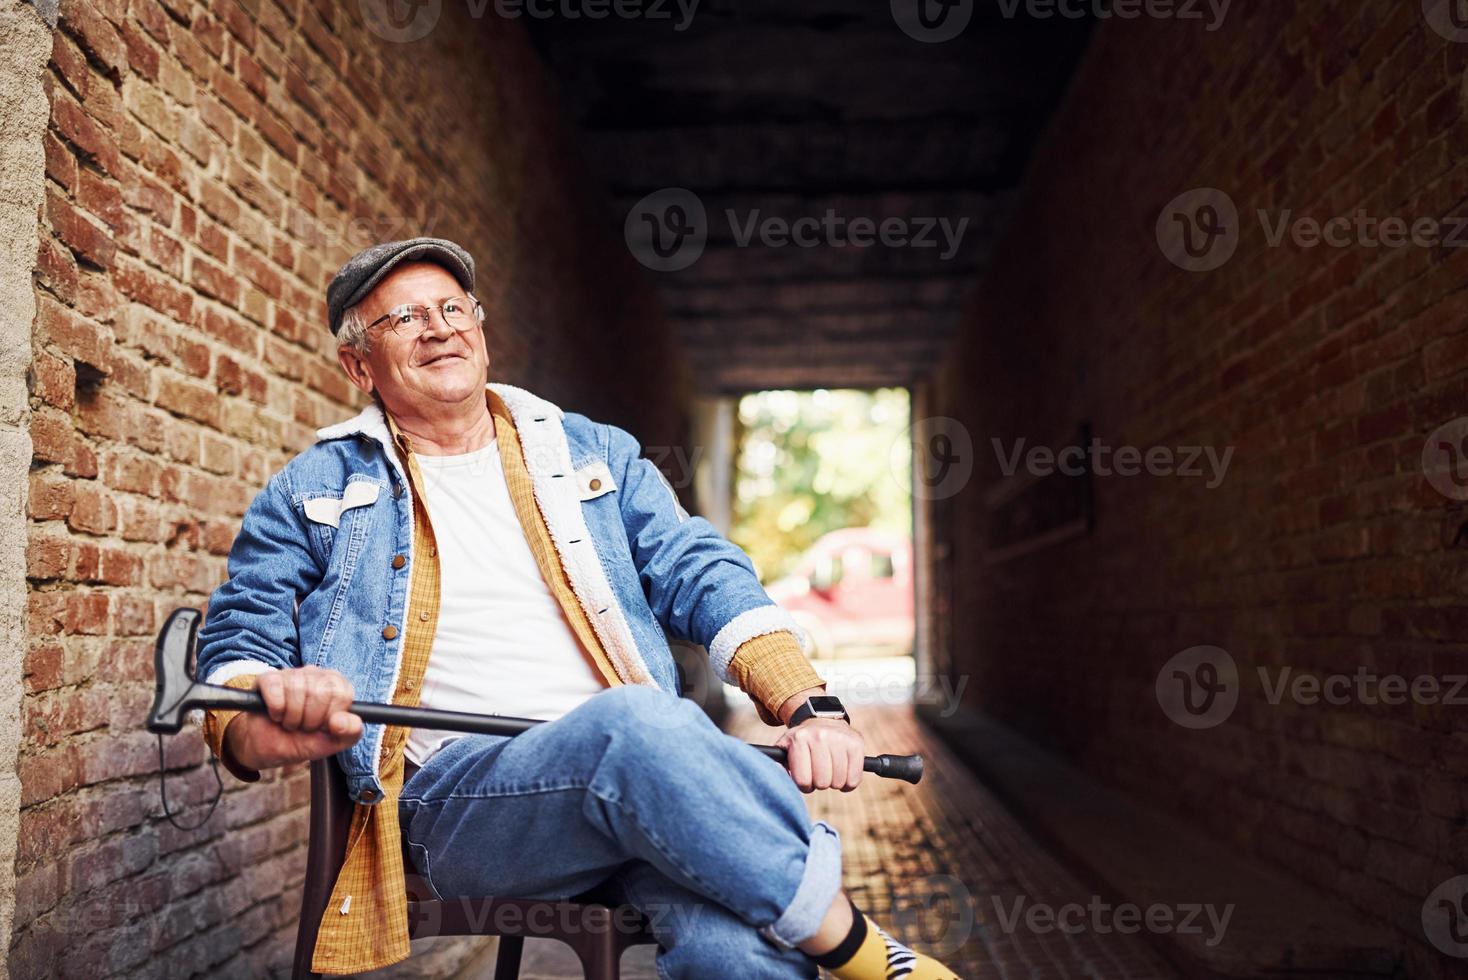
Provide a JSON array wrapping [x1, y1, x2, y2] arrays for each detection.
[[775, 718, 865, 793]]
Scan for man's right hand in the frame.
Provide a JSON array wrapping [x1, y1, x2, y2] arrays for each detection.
[[223, 666, 364, 771]]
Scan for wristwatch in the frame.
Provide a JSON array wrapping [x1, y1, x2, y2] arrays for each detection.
[[786, 695, 850, 728]]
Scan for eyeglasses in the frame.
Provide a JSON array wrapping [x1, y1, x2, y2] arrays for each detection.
[[366, 295, 482, 339]]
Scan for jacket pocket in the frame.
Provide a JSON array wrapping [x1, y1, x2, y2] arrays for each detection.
[[299, 480, 382, 558], [575, 460, 617, 501], [302, 481, 381, 528]]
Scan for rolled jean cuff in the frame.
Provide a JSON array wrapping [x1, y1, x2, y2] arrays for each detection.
[[759, 820, 843, 949]]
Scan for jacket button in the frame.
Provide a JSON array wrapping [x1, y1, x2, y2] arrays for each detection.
[[392, 554, 406, 569], [382, 626, 398, 640], [589, 478, 602, 491], [359, 789, 377, 803]]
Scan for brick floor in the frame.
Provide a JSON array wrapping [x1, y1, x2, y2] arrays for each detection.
[[485, 701, 1180, 979]]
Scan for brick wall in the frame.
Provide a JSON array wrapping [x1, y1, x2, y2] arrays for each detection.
[[930, 4, 1466, 977], [15, 1, 683, 976]]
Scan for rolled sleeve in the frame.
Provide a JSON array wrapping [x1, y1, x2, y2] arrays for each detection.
[[202, 673, 263, 783], [729, 630, 826, 726]]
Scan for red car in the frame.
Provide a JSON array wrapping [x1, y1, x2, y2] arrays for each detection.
[[764, 528, 914, 660]]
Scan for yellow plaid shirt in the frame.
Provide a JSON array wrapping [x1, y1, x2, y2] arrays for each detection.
[[202, 390, 823, 973]]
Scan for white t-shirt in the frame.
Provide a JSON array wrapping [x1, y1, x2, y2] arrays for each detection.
[[403, 439, 607, 766]]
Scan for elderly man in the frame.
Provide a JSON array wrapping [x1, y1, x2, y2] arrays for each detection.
[[196, 239, 958, 978]]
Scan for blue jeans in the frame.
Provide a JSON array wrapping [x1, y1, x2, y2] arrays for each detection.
[[399, 685, 840, 979]]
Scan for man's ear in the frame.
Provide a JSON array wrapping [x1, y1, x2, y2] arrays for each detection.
[[337, 345, 375, 397]]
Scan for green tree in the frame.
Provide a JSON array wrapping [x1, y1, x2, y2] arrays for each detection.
[[730, 389, 911, 582]]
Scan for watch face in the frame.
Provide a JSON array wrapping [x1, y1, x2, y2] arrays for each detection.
[[809, 696, 845, 715]]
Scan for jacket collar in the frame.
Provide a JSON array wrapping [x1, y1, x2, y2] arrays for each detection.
[[314, 382, 563, 445]]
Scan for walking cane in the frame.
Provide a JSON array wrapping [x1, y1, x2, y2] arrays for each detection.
[[146, 608, 925, 784]]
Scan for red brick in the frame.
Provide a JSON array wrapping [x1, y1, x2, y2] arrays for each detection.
[[59, 0, 128, 75], [30, 351, 76, 411], [45, 189, 116, 271], [50, 84, 121, 175], [68, 483, 116, 536], [26, 535, 71, 582], [119, 21, 160, 82], [64, 592, 110, 634], [156, 376, 221, 427]]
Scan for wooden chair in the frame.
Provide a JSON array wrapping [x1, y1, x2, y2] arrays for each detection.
[[291, 756, 658, 979]]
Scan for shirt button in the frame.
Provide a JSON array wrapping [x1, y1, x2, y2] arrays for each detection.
[[418, 610, 430, 621], [430, 546, 438, 557], [382, 626, 398, 640], [589, 478, 602, 491], [392, 554, 406, 569]]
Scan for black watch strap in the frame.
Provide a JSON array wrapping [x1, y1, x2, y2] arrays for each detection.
[[787, 695, 849, 727]]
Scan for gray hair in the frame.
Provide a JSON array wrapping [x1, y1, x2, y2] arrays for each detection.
[[336, 303, 371, 355]]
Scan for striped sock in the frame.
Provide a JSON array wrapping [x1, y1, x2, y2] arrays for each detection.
[[812, 899, 962, 979]]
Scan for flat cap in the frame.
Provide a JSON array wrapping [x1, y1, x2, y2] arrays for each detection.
[[325, 237, 475, 335]]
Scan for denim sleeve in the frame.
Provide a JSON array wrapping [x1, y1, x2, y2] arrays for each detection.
[[607, 423, 799, 681], [196, 469, 321, 683]]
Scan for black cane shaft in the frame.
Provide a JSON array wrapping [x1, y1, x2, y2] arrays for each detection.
[[193, 685, 925, 784]]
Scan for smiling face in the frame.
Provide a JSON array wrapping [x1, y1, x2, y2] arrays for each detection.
[[336, 261, 490, 418]]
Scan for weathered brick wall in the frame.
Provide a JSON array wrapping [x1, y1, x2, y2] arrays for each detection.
[[931, 4, 1465, 977], [16, 1, 683, 976]]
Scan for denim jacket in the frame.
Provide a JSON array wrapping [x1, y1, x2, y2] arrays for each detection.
[[195, 382, 799, 804]]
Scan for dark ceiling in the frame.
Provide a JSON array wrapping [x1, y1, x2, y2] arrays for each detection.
[[530, 1, 1091, 393]]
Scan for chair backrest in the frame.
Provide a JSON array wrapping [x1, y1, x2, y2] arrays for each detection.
[[292, 758, 354, 980]]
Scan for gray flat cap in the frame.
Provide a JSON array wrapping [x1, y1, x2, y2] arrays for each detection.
[[325, 237, 475, 335]]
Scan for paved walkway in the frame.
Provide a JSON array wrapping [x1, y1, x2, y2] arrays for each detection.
[[489, 692, 1180, 979]]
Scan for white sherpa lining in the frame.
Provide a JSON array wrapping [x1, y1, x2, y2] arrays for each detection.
[[187, 659, 280, 728], [707, 604, 801, 684], [315, 402, 412, 785]]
